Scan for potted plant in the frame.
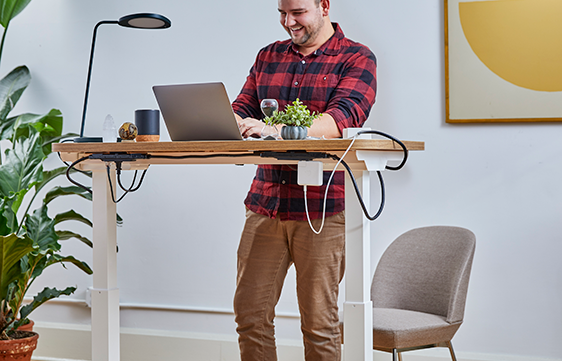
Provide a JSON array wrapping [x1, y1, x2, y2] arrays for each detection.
[[0, 1, 94, 359], [264, 98, 321, 140], [0, 66, 94, 359]]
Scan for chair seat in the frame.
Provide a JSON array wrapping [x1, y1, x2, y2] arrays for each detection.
[[373, 308, 461, 349]]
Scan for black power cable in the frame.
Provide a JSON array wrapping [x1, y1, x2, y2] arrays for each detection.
[[355, 130, 409, 171], [328, 154, 386, 221], [108, 162, 150, 203], [322, 130, 408, 221], [149, 153, 260, 160], [63, 154, 152, 203], [65, 155, 94, 195]]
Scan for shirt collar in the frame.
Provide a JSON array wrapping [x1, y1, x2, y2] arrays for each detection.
[[287, 22, 344, 56]]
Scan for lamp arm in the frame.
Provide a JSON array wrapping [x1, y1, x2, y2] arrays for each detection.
[[79, 20, 119, 137]]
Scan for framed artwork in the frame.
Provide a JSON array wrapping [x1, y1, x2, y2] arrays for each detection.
[[445, 0, 562, 123]]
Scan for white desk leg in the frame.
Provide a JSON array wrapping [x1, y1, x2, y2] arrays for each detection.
[[343, 170, 373, 361], [91, 167, 120, 361]]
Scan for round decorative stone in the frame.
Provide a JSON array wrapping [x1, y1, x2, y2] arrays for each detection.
[[119, 122, 138, 140]]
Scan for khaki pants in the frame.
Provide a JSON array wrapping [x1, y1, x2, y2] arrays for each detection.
[[234, 209, 346, 361]]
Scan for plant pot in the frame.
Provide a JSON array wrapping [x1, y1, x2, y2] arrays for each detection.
[[17, 320, 34, 332], [0, 332, 39, 361], [281, 126, 308, 140]]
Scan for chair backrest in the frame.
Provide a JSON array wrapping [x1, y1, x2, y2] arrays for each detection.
[[371, 226, 476, 324]]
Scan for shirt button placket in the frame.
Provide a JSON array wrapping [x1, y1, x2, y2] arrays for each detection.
[[291, 55, 306, 98], [296, 59, 306, 86]]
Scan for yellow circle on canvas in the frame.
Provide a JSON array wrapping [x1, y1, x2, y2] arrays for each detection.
[[460, 0, 562, 92]]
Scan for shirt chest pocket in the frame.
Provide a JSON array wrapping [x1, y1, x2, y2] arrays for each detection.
[[301, 73, 341, 103]]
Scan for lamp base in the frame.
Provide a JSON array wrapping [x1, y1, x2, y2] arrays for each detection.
[[73, 136, 103, 143]]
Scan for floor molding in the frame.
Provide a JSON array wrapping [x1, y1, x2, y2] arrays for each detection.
[[32, 322, 561, 361]]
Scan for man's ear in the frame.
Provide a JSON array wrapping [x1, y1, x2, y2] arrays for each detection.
[[320, 0, 330, 16]]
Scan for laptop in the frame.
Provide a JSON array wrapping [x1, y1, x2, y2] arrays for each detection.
[[152, 82, 243, 141]]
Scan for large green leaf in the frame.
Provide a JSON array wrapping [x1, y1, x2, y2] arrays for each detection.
[[35, 166, 68, 195], [0, 65, 30, 122], [54, 210, 93, 228], [0, 130, 44, 207], [9, 109, 62, 145], [0, 195, 16, 235], [40, 131, 77, 157], [17, 286, 75, 326], [0, 233, 33, 300], [21, 251, 92, 290], [56, 230, 92, 248], [0, 197, 12, 235], [24, 204, 59, 252], [44, 185, 92, 205], [0, 0, 32, 28], [45, 253, 92, 274], [47, 132, 79, 145], [35, 166, 90, 197]]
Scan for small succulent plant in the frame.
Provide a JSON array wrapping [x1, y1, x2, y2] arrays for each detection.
[[264, 99, 321, 128]]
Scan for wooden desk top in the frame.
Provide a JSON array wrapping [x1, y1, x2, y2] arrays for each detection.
[[53, 139, 423, 153], [53, 139, 424, 170]]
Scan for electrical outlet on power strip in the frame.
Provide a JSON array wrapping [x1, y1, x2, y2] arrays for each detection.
[[298, 161, 323, 186], [343, 127, 372, 139]]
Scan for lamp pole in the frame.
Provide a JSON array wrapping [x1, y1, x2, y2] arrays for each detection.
[[79, 20, 118, 140], [74, 13, 171, 143]]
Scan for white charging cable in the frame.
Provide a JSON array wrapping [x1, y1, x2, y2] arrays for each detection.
[[303, 135, 358, 234]]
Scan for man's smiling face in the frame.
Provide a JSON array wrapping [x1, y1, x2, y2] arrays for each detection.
[[278, 0, 326, 49]]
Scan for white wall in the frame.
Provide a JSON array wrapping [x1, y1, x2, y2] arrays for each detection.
[[3, 0, 561, 360]]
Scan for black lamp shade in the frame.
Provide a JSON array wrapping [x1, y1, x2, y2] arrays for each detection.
[[118, 13, 171, 29]]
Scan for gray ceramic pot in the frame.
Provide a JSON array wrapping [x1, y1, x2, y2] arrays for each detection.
[[281, 126, 308, 140]]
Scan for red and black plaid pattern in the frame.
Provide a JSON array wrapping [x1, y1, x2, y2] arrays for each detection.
[[233, 23, 377, 221]]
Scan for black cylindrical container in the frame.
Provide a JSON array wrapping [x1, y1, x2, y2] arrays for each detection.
[[135, 109, 160, 141]]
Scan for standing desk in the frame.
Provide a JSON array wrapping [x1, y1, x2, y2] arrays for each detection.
[[54, 138, 424, 361]]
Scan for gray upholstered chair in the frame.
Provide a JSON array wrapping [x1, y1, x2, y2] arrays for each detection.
[[370, 226, 476, 361]]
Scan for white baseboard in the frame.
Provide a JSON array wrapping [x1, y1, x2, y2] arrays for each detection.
[[32, 322, 561, 361]]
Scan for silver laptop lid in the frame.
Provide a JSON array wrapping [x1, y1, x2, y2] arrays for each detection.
[[152, 82, 243, 141]]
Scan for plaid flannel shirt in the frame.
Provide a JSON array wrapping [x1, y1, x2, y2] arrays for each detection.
[[232, 23, 377, 221]]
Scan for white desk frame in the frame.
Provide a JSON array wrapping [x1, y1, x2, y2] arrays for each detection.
[[55, 139, 422, 361]]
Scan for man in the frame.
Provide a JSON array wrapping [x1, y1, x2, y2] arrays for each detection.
[[232, 0, 377, 360]]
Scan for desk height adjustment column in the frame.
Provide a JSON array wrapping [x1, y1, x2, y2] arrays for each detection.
[[92, 166, 120, 361], [343, 170, 373, 361]]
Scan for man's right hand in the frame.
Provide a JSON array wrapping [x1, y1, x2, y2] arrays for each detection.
[[237, 116, 266, 138]]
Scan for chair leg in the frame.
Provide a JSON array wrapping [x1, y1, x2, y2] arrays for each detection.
[[446, 341, 458, 361], [398, 351, 403, 361], [392, 348, 399, 361]]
